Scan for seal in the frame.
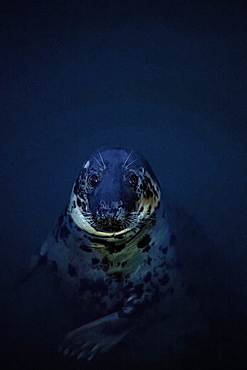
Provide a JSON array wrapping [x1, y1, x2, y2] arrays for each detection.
[[27, 146, 178, 361]]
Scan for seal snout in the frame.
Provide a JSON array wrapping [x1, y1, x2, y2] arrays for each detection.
[[95, 200, 126, 232]]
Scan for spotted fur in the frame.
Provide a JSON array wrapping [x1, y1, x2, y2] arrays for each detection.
[[32, 147, 178, 360]]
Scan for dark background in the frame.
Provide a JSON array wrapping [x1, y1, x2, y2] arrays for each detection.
[[1, 1, 246, 369]]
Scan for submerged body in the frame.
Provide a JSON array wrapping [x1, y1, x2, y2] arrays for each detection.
[[31, 147, 178, 360]]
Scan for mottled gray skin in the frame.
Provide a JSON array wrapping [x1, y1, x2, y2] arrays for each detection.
[[31, 147, 178, 360]]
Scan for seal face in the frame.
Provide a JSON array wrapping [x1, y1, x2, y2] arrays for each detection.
[[69, 147, 161, 236], [33, 146, 178, 360]]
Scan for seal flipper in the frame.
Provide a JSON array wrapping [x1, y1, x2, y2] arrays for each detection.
[[59, 311, 133, 361]]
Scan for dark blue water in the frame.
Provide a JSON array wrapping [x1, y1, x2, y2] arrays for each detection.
[[1, 1, 246, 369]]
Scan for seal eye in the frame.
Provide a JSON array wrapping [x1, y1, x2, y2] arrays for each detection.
[[87, 174, 99, 187], [127, 173, 138, 188]]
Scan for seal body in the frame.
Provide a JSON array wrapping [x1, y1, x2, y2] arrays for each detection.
[[35, 147, 178, 360]]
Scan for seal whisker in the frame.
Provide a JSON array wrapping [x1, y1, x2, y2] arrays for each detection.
[[122, 150, 133, 168], [125, 159, 137, 170], [97, 148, 106, 169], [92, 155, 104, 169]]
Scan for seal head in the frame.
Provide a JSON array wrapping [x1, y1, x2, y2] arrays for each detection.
[[69, 147, 161, 237]]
